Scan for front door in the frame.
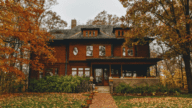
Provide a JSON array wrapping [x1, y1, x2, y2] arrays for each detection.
[[93, 66, 109, 86], [95, 68, 103, 86]]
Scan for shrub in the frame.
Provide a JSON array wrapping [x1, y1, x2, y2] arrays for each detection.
[[28, 75, 90, 93]]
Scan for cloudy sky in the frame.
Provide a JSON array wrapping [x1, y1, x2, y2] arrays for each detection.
[[51, 0, 127, 29]]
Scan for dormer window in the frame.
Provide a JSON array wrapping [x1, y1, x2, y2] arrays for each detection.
[[122, 31, 124, 36], [118, 31, 120, 36], [89, 31, 91, 36], [93, 31, 95, 36]]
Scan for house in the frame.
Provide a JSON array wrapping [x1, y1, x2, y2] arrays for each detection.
[[30, 19, 162, 93]]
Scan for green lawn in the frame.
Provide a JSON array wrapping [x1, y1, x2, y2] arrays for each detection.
[[0, 92, 89, 108], [113, 94, 192, 108]]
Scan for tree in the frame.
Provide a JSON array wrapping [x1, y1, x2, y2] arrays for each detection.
[[86, 10, 121, 25], [0, 0, 57, 80], [119, 0, 192, 93]]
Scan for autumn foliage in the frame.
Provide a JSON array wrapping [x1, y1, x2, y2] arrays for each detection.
[[0, 0, 57, 79]]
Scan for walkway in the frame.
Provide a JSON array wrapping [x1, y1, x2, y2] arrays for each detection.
[[89, 93, 118, 108]]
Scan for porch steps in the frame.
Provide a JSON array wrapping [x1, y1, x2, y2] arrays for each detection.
[[95, 86, 110, 93]]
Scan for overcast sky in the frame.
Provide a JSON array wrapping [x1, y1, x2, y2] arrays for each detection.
[[51, 0, 127, 29]]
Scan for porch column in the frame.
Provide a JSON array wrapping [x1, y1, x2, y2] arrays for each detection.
[[109, 64, 111, 77], [120, 64, 123, 78]]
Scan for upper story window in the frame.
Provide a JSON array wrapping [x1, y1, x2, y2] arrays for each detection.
[[99, 45, 105, 56], [122, 47, 126, 56], [86, 32, 88, 36], [86, 46, 93, 56], [122, 31, 124, 36], [93, 31, 95, 36], [128, 49, 133, 56]]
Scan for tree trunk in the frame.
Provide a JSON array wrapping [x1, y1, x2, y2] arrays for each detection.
[[183, 52, 192, 93]]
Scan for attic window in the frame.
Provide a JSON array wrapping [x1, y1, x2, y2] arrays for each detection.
[[118, 31, 120, 36], [122, 31, 124, 36], [89, 31, 91, 36]]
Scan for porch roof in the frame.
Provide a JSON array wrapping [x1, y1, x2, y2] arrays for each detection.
[[86, 57, 162, 62]]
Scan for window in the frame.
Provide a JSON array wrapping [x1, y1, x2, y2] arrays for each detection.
[[93, 31, 95, 36], [128, 49, 133, 56], [39, 71, 43, 78], [85, 68, 90, 77], [86, 46, 93, 56], [118, 31, 120, 36], [86, 31, 88, 36], [72, 68, 77, 76], [122, 31, 124, 36], [78, 68, 83, 77], [55, 68, 58, 75], [45, 68, 53, 76], [122, 47, 126, 56], [125, 71, 132, 77], [99, 45, 105, 56], [89, 31, 91, 36]]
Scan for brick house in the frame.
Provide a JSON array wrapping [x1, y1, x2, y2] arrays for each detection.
[[30, 19, 162, 93]]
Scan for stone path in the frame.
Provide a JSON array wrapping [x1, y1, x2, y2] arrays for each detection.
[[89, 93, 118, 108]]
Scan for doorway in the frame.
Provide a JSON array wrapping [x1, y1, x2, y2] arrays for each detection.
[[93, 65, 109, 86]]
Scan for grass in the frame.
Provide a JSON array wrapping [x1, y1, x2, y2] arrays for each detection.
[[0, 92, 90, 108], [113, 94, 192, 108]]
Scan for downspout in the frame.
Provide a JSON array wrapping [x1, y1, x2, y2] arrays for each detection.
[[65, 44, 68, 76]]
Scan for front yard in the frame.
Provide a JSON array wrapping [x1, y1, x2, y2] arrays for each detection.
[[0, 92, 90, 108], [113, 94, 192, 108]]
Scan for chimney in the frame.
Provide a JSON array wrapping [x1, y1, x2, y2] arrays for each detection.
[[71, 19, 76, 29]]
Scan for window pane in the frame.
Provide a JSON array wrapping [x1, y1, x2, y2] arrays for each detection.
[[86, 46, 93, 56], [85, 68, 90, 70], [122, 47, 126, 56], [89, 31, 91, 36], [78, 71, 83, 77], [118, 31, 120, 36], [86, 32, 88, 36], [93, 31, 95, 36], [128, 49, 133, 56], [72, 71, 77, 76], [78, 68, 83, 70], [72, 68, 77, 70], [99, 46, 105, 56], [85, 71, 90, 77], [55, 68, 58, 75]]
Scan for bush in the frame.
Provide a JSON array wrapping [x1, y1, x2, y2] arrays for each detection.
[[28, 75, 90, 93], [114, 82, 181, 94]]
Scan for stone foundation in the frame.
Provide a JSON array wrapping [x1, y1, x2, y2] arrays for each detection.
[[111, 78, 160, 93]]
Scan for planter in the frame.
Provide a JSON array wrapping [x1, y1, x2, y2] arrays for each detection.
[[86, 99, 92, 104]]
